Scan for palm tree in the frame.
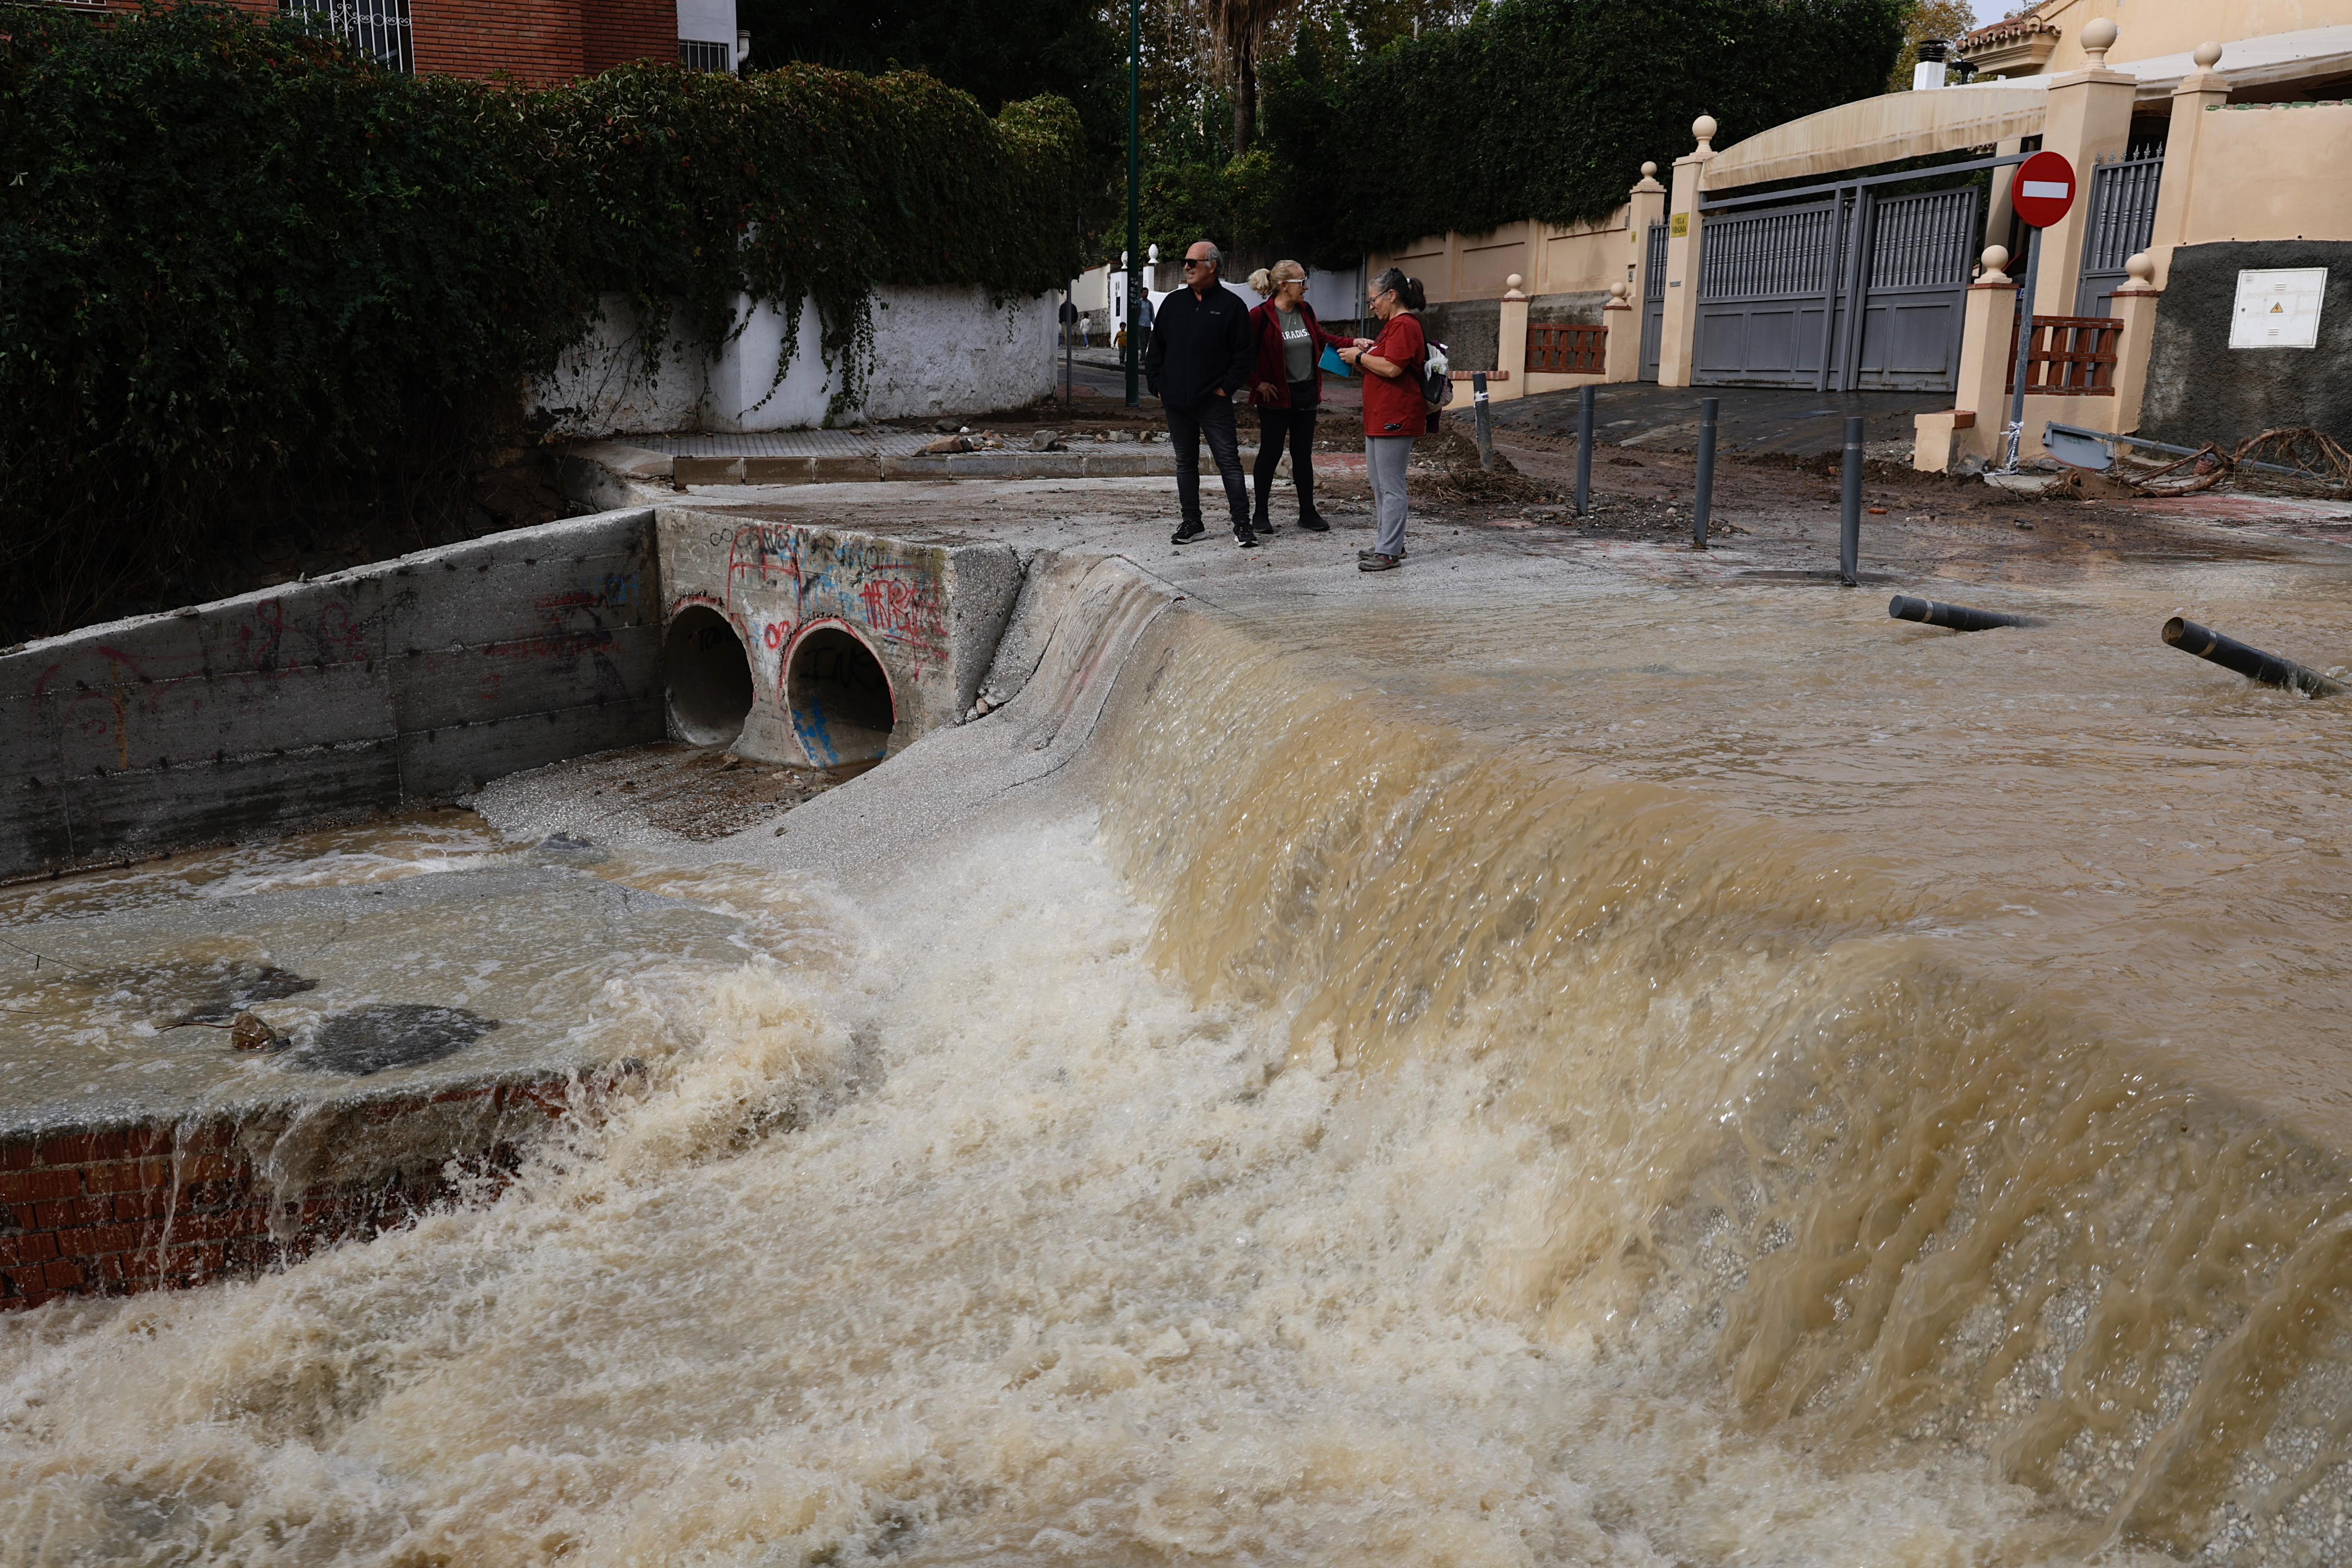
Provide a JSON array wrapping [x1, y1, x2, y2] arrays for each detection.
[[1202, 0, 1299, 156]]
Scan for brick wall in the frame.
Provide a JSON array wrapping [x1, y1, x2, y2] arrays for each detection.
[[581, 0, 678, 75], [85, 1, 679, 87], [0, 1078, 580, 1310], [411, 0, 584, 86]]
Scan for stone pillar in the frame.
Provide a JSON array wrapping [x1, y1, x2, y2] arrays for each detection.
[[1602, 282, 1642, 382], [2145, 41, 2229, 289], [1624, 161, 1667, 303], [1492, 275, 1530, 403], [1914, 248, 2019, 470], [2108, 252, 2162, 430], [1657, 118, 1716, 389], [2033, 19, 2137, 317]]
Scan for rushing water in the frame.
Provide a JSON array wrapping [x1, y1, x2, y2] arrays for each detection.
[[5, 598, 2352, 1564]]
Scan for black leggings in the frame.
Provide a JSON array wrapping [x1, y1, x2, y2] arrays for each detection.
[[1253, 384, 1320, 519]]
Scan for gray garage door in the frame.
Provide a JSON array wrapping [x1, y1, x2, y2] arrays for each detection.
[[1694, 183, 1980, 392]]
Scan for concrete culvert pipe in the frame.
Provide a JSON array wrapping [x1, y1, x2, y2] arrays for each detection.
[[663, 606, 755, 745], [787, 625, 895, 765]]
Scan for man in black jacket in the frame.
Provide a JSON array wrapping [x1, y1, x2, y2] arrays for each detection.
[[1143, 240, 1258, 547]]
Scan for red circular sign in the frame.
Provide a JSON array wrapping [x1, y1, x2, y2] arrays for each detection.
[[2011, 150, 2077, 229]]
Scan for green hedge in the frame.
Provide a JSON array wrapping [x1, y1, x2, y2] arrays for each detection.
[[0, 3, 1084, 638], [1262, 0, 1907, 262]]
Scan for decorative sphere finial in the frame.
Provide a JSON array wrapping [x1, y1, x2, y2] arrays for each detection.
[[1979, 244, 2012, 283], [1609, 280, 1630, 303], [1505, 273, 1525, 293], [1692, 114, 1718, 150], [1641, 160, 1658, 178], [2194, 39, 2223, 68], [2081, 17, 2117, 66], [2125, 251, 2155, 286]]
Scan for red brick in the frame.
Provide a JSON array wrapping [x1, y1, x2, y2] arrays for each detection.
[[42, 1259, 84, 1290], [179, 1154, 244, 1183], [40, 1130, 128, 1166], [0, 1170, 81, 1203], [34, 1196, 112, 1230], [111, 1190, 169, 1222], [0, 1141, 36, 1172], [86, 1160, 175, 1195]]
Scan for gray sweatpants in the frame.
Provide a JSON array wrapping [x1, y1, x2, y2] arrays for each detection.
[[1367, 435, 1412, 558]]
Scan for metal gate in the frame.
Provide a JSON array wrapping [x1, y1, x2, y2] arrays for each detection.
[[2074, 149, 2163, 316], [1693, 179, 1982, 392], [1639, 221, 1667, 382]]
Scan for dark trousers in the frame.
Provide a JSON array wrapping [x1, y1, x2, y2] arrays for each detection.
[[1253, 383, 1320, 520], [1166, 395, 1251, 534]]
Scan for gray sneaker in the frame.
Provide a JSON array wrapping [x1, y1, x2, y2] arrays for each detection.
[[1357, 553, 1402, 572]]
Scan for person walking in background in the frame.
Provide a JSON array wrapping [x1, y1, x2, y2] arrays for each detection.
[[1244, 261, 1345, 535], [1337, 268, 1426, 572], [1144, 240, 1257, 547]]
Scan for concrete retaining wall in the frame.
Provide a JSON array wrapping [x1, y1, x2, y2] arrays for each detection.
[[536, 286, 1057, 437], [2140, 241, 2352, 451], [0, 510, 663, 882], [656, 509, 1022, 766]]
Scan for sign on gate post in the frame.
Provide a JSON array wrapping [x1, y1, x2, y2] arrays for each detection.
[[2000, 151, 2076, 471]]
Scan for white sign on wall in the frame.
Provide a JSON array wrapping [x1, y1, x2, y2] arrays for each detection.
[[2229, 268, 2327, 349]]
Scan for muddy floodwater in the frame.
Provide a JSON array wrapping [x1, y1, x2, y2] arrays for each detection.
[[5, 493, 2352, 1567]]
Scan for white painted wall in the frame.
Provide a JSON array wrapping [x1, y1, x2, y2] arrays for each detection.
[[535, 286, 1057, 435]]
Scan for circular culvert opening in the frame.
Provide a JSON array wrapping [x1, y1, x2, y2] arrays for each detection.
[[787, 626, 895, 765], [663, 606, 754, 745]]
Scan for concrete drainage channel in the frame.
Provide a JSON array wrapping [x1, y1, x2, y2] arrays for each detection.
[[0, 500, 1096, 1309]]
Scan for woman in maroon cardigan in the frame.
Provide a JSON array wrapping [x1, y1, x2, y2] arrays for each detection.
[[1244, 260, 1350, 534]]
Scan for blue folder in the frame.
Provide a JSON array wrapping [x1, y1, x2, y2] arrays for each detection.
[[1319, 345, 1354, 378]]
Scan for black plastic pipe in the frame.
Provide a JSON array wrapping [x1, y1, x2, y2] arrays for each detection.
[[1693, 397, 1718, 550], [2162, 617, 2343, 697], [1838, 415, 1863, 586], [1889, 595, 2037, 632], [1575, 384, 1595, 517]]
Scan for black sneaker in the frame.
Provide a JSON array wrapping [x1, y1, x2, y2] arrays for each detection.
[[1171, 522, 1206, 545], [1236, 530, 1259, 549], [1297, 512, 1331, 533], [1255, 516, 1278, 535]]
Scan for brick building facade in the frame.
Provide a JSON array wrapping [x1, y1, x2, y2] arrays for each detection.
[[62, 1, 735, 87]]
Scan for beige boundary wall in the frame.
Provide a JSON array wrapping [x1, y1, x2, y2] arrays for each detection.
[[1363, 167, 1670, 399]]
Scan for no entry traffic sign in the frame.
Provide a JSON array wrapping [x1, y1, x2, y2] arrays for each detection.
[[2012, 150, 2077, 228]]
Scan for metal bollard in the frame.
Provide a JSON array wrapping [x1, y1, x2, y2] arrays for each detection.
[[1472, 372, 1495, 472], [1890, 595, 2038, 632], [2162, 617, 2344, 697], [1575, 384, 1595, 517], [1693, 396, 1718, 550], [1838, 415, 1864, 586]]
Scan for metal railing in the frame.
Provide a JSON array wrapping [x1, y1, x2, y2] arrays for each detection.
[[678, 39, 734, 72], [2006, 315, 2122, 395], [1527, 324, 1606, 374], [280, 0, 413, 74]]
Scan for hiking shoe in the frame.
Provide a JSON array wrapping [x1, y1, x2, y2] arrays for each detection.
[[1171, 522, 1206, 545], [1358, 553, 1402, 572], [1357, 547, 1406, 561], [1236, 530, 1259, 549], [1297, 512, 1331, 532]]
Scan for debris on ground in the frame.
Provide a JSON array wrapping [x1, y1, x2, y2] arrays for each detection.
[[2124, 426, 2352, 500]]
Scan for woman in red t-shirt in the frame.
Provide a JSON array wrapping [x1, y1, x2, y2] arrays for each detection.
[[1336, 268, 1426, 572]]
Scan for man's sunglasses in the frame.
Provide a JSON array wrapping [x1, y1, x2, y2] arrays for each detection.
[[1181, 257, 1211, 268]]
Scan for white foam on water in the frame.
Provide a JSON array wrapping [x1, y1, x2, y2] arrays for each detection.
[[0, 812, 2175, 1567]]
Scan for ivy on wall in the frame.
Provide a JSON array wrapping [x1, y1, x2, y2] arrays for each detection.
[[0, 3, 1085, 637], [1260, 0, 1908, 263]]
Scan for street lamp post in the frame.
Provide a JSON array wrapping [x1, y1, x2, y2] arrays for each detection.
[[1125, 0, 1141, 407]]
